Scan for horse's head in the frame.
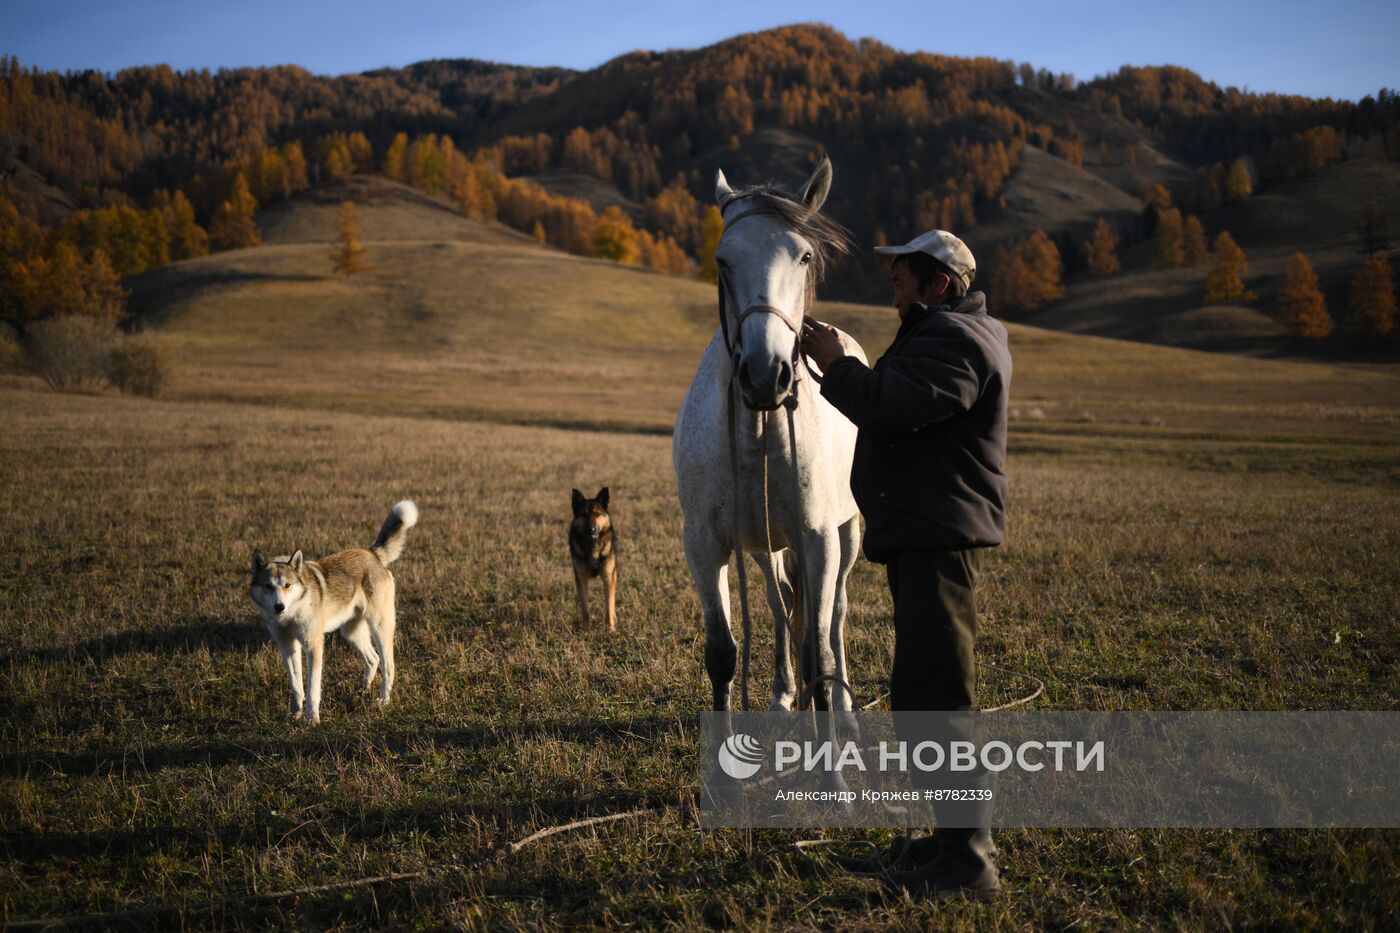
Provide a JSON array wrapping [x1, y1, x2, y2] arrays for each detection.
[[714, 157, 850, 411]]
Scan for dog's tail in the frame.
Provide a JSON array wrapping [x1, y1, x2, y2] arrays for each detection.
[[371, 500, 418, 565]]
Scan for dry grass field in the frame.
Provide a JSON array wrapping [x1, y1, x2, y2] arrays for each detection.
[[3, 190, 1399, 928]]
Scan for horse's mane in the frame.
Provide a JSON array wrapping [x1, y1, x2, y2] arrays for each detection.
[[723, 184, 853, 284]]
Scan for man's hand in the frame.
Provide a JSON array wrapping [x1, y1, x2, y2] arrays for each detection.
[[800, 318, 846, 370]]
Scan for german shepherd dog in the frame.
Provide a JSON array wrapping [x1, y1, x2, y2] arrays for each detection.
[[570, 487, 618, 632], [249, 501, 417, 722]]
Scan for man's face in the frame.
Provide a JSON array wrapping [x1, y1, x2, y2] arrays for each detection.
[[889, 259, 947, 316]]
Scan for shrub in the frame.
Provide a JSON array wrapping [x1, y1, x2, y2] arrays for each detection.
[[25, 316, 118, 391], [109, 335, 178, 397], [0, 322, 23, 373]]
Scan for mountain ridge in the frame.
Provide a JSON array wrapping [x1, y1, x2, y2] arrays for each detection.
[[3, 24, 1396, 356]]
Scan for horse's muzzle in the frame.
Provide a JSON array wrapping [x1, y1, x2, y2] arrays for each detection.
[[737, 355, 794, 411]]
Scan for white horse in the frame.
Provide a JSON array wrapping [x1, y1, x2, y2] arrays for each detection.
[[673, 156, 868, 714]]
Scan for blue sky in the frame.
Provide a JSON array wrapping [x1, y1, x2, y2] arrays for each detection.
[[4, 0, 1396, 102]]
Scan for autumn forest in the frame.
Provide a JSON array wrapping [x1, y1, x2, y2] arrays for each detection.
[[2, 24, 1397, 341]]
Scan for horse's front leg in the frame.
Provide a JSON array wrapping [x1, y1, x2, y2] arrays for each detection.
[[754, 550, 799, 711], [798, 526, 844, 712], [801, 522, 858, 805], [829, 514, 861, 713], [684, 520, 736, 712]]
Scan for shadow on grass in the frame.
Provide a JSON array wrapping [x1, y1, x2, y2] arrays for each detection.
[[126, 268, 325, 326], [0, 786, 664, 865], [0, 620, 265, 667], [1, 713, 693, 779]]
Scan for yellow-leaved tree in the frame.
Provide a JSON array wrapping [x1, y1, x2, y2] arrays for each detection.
[[697, 206, 725, 283], [155, 190, 209, 260], [1084, 219, 1119, 276], [1022, 230, 1065, 304], [1278, 252, 1332, 338], [8, 243, 127, 322], [209, 173, 260, 250], [1154, 207, 1185, 268], [591, 207, 640, 264], [1183, 215, 1208, 266], [990, 230, 1063, 312], [1204, 232, 1255, 304], [347, 132, 374, 173], [1350, 254, 1396, 339], [1143, 184, 1172, 215], [332, 201, 369, 276], [1225, 158, 1253, 201], [382, 133, 409, 182]]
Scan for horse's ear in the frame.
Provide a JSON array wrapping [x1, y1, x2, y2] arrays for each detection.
[[572, 489, 585, 513], [715, 168, 736, 208], [799, 156, 833, 213], [596, 487, 609, 510]]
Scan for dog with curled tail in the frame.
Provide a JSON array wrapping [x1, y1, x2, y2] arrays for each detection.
[[249, 500, 417, 722]]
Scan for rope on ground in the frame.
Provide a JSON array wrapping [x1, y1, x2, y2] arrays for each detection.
[[856, 659, 1045, 713], [792, 662, 1046, 870], [979, 662, 1046, 712], [6, 805, 670, 931]]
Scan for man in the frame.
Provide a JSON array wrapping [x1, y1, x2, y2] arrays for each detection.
[[799, 229, 1011, 900]]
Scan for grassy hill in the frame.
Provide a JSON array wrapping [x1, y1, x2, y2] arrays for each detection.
[[4, 180, 1400, 927], [1021, 158, 1400, 360], [518, 171, 647, 222], [1, 159, 76, 226], [122, 177, 717, 431], [109, 178, 1400, 439], [964, 145, 1148, 256], [255, 175, 533, 247], [9, 25, 1399, 362], [1209, 158, 1400, 250]]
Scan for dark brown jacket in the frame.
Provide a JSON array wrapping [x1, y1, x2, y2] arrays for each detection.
[[819, 291, 1011, 561]]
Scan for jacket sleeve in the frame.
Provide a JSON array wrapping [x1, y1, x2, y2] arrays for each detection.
[[820, 331, 985, 435]]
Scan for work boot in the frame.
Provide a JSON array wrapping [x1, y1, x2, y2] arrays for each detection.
[[828, 831, 941, 873], [878, 826, 1000, 901]]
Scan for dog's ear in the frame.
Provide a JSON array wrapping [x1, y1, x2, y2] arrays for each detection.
[[596, 487, 609, 510], [252, 550, 266, 574], [290, 549, 304, 572], [571, 489, 585, 514]]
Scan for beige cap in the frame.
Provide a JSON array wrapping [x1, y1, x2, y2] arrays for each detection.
[[874, 229, 977, 292]]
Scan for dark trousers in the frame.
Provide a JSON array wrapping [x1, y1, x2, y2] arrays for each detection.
[[886, 547, 997, 853], [886, 547, 983, 713]]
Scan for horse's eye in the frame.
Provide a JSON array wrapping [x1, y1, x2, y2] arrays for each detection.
[[800, 252, 813, 265]]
